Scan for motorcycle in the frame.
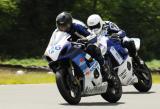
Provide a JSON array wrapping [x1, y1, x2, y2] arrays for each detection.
[[44, 31, 122, 105], [97, 34, 152, 92]]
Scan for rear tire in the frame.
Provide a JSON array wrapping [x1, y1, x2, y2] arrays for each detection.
[[56, 70, 81, 105]]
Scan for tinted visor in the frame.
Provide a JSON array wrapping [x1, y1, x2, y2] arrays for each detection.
[[89, 22, 101, 30], [57, 23, 71, 32]]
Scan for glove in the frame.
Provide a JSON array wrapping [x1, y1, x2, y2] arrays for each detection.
[[77, 38, 88, 43], [111, 33, 120, 39], [110, 33, 122, 42]]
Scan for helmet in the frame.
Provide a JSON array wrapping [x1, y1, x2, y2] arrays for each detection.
[[56, 12, 72, 32], [87, 14, 103, 34]]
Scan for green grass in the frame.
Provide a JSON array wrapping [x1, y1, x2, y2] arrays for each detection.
[[0, 68, 55, 84], [0, 67, 159, 84], [0, 58, 48, 67], [146, 60, 160, 69], [152, 74, 160, 84], [0, 58, 160, 69], [0, 58, 159, 84], [0, 73, 159, 84]]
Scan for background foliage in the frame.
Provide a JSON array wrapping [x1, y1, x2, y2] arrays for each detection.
[[0, 0, 160, 60]]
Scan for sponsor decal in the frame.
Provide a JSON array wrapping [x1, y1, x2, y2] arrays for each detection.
[[80, 58, 84, 62], [49, 47, 55, 54], [127, 61, 131, 71], [85, 71, 90, 77], [94, 69, 99, 79], [90, 61, 98, 72], [119, 69, 127, 79], [48, 45, 61, 54], [110, 47, 123, 64], [85, 68, 90, 76], [79, 58, 85, 66], [55, 45, 61, 50], [84, 82, 107, 94], [126, 77, 133, 85]]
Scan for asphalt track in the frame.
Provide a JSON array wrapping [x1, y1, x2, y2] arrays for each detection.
[[0, 84, 159, 109]]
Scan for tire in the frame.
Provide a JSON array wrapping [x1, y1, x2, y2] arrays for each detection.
[[133, 63, 152, 92], [101, 75, 122, 103], [56, 70, 81, 105]]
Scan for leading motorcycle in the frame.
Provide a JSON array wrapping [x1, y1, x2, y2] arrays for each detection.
[[44, 31, 122, 105]]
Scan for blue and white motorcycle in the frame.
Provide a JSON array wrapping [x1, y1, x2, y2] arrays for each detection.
[[44, 31, 122, 105], [97, 34, 152, 92]]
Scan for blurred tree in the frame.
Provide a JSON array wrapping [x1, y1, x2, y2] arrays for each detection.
[[0, 0, 159, 60], [0, 0, 18, 58], [0, 0, 75, 58], [108, 0, 160, 59]]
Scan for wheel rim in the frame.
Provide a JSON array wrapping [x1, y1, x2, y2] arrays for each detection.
[[109, 78, 121, 95], [65, 75, 80, 99], [136, 65, 152, 87], [141, 70, 151, 86]]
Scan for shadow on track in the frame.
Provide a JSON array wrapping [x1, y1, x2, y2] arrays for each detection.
[[60, 102, 125, 106], [123, 91, 155, 94]]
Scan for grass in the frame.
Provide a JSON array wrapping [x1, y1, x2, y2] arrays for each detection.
[[0, 58, 160, 69], [152, 74, 160, 84], [0, 68, 55, 84], [0, 58, 159, 84], [0, 58, 48, 67], [146, 60, 160, 69], [0, 67, 159, 84]]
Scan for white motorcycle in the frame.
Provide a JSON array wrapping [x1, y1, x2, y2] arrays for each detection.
[[44, 31, 122, 105], [97, 35, 152, 92]]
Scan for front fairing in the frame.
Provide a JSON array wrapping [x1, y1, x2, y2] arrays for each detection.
[[44, 31, 71, 61]]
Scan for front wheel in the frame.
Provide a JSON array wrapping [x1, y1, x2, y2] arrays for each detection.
[[101, 75, 122, 103], [56, 69, 81, 105], [133, 63, 152, 92]]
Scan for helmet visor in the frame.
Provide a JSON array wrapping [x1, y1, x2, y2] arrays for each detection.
[[88, 22, 101, 30], [57, 23, 71, 32]]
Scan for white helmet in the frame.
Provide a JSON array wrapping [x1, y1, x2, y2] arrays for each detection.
[[87, 14, 103, 34]]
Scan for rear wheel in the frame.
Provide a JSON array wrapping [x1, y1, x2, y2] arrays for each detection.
[[133, 58, 152, 92], [56, 69, 81, 105]]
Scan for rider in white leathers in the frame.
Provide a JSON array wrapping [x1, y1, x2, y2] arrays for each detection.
[[87, 14, 137, 58]]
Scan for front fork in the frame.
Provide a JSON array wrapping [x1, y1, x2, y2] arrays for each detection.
[[67, 61, 78, 84]]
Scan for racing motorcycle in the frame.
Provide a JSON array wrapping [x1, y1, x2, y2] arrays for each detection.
[[97, 34, 152, 92], [44, 31, 122, 105]]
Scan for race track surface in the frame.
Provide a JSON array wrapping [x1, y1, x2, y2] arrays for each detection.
[[0, 84, 159, 109]]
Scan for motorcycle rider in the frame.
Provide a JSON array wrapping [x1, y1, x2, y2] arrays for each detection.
[[87, 14, 137, 58], [55, 12, 116, 83]]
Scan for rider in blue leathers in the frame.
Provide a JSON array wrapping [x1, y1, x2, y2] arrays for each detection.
[[55, 12, 116, 83]]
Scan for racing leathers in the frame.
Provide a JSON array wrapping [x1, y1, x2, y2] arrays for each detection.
[[96, 21, 137, 57], [66, 19, 105, 66]]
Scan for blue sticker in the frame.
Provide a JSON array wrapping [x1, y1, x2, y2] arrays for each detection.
[[55, 45, 61, 50], [49, 48, 54, 54]]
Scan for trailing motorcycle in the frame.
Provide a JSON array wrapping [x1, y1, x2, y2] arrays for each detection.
[[97, 34, 152, 92]]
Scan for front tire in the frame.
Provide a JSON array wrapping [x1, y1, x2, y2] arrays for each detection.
[[101, 75, 122, 103], [56, 70, 81, 105], [133, 63, 152, 92]]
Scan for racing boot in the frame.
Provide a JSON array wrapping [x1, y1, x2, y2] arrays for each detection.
[[100, 63, 118, 87]]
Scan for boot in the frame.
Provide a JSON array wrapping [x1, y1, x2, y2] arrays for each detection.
[[100, 64, 118, 86]]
